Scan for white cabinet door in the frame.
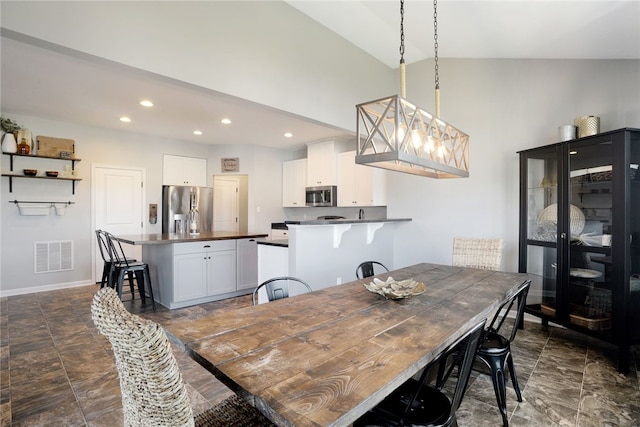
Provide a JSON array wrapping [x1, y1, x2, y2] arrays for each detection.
[[283, 158, 307, 207], [163, 154, 207, 186], [337, 151, 387, 206], [208, 249, 237, 295], [307, 140, 336, 186], [173, 252, 208, 302], [237, 238, 258, 291]]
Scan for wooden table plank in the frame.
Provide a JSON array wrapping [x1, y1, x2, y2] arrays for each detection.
[[164, 263, 530, 427]]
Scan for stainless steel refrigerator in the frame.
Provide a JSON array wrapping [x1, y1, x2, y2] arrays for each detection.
[[162, 185, 213, 234]]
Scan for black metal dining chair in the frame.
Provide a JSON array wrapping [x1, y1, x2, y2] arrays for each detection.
[[356, 261, 389, 279], [475, 279, 531, 427], [95, 229, 135, 297], [104, 231, 156, 311], [354, 318, 487, 427], [252, 276, 312, 305]]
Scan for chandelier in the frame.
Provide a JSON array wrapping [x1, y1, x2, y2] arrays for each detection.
[[355, 0, 469, 178]]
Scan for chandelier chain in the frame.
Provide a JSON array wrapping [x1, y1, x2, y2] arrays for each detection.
[[399, 0, 405, 63], [433, 0, 439, 89]]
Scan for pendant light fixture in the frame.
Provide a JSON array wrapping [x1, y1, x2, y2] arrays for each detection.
[[355, 0, 469, 178]]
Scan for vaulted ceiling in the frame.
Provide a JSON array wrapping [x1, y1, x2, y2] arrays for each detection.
[[2, 1, 638, 150]]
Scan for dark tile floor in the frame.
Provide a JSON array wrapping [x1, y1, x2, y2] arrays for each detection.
[[1, 284, 639, 426]]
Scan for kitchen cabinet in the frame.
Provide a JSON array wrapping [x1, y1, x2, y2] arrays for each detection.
[[162, 154, 207, 187], [337, 151, 386, 206], [306, 140, 336, 186], [518, 128, 640, 373], [236, 238, 258, 291], [2, 152, 82, 194], [282, 158, 307, 207], [172, 240, 236, 303]]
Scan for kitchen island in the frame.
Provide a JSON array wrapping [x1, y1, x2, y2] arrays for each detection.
[[115, 231, 268, 309], [257, 218, 411, 297]]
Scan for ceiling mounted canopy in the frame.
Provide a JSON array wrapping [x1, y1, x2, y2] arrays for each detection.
[[356, 0, 469, 178]]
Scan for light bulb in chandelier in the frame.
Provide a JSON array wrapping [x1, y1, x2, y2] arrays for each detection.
[[410, 122, 424, 149]]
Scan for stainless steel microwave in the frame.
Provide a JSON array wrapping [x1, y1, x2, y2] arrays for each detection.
[[305, 186, 337, 207]]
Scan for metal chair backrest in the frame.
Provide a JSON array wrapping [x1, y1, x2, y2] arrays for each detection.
[[487, 280, 531, 343], [356, 261, 389, 279], [95, 229, 112, 263], [252, 276, 312, 305], [104, 231, 133, 267], [452, 237, 504, 270]]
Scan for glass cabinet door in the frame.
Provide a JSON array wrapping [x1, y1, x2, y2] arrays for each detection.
[[630, 133, 640, 341], [522, 146, 561, 319], [567, 140, 613, 334]]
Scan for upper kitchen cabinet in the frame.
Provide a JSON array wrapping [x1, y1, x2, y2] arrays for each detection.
[[337, 151, 386, 206], [307, 140, 336, 186], [518, 128, 640, 373], [282, 158, 307, 207], [162, 154, 207, 187]]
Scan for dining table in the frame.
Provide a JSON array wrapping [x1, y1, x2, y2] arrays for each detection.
[[163, 262, 530, 427]]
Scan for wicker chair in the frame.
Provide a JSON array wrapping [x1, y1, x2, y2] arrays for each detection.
[[91, 287, 274, 427], [452, 237, 504, 270]]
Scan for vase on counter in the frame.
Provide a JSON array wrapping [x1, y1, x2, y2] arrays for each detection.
[[2, 132, 17, 153]]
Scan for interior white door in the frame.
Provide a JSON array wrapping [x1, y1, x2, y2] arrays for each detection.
[[213, 177, 239, 232], [93, 166, 144, 283]]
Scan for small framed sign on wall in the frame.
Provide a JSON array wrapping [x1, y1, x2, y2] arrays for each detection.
[[221, 158, 239, 172]]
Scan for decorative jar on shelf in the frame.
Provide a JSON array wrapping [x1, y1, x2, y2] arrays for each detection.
[[17, 137, 30, 155], [2, 133, 17, 153]]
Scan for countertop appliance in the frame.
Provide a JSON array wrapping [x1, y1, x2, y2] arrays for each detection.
[[162, 185, 213, 234], [305, 185, 337, 207]]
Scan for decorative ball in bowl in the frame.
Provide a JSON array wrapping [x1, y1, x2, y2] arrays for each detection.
[[23, 169, 38, 176], [46, 171, 59, 177]]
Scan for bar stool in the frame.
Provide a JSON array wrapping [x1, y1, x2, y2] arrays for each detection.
[[95, 230, 135, 297], [104, 231, 156, 311]]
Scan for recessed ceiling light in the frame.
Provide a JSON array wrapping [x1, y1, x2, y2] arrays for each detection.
[[284, 132, 293, 138], [221, 118, 232, 125], [193, 130, 203, 135], [120, 116, 131, 123], [140, 100, 154, 107]]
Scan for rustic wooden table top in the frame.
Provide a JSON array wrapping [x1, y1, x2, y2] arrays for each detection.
[[164, 263, 529, 427]]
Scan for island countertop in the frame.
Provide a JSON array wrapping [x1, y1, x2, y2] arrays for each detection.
[[114, 231, 268, 245], [284, 218, 411, 225]]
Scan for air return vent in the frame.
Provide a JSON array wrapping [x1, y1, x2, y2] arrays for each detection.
[[34, 241, 73, 273]]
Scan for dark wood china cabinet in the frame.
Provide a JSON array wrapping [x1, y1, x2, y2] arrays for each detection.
[[518, 128, 640, 373]]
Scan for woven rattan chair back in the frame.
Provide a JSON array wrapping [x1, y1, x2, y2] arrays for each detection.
[[92, 287, 193, 426], [91, 287, 274, 427], [452, 237, 504, 270]]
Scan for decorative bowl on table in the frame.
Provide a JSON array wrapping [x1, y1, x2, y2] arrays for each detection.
[[364, 277, 426, 300], [23, 169, 37, 176], [45, 171, 59, 177]]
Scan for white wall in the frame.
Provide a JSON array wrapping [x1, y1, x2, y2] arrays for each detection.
[[0, 114, 292, 294], [389, 58, 640, 272]]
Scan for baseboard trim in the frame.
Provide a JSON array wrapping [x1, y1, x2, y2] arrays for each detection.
[[0, 280, 95, 297]]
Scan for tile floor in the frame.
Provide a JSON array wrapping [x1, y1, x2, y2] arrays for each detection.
[[1, 284, 639, 426]]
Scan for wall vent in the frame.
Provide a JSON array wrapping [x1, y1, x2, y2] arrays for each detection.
[[34, 241, 73, 274]]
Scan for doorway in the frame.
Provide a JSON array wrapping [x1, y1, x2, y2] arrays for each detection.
[[92, 165, 145, 283], [213, 175, 248, 232]]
